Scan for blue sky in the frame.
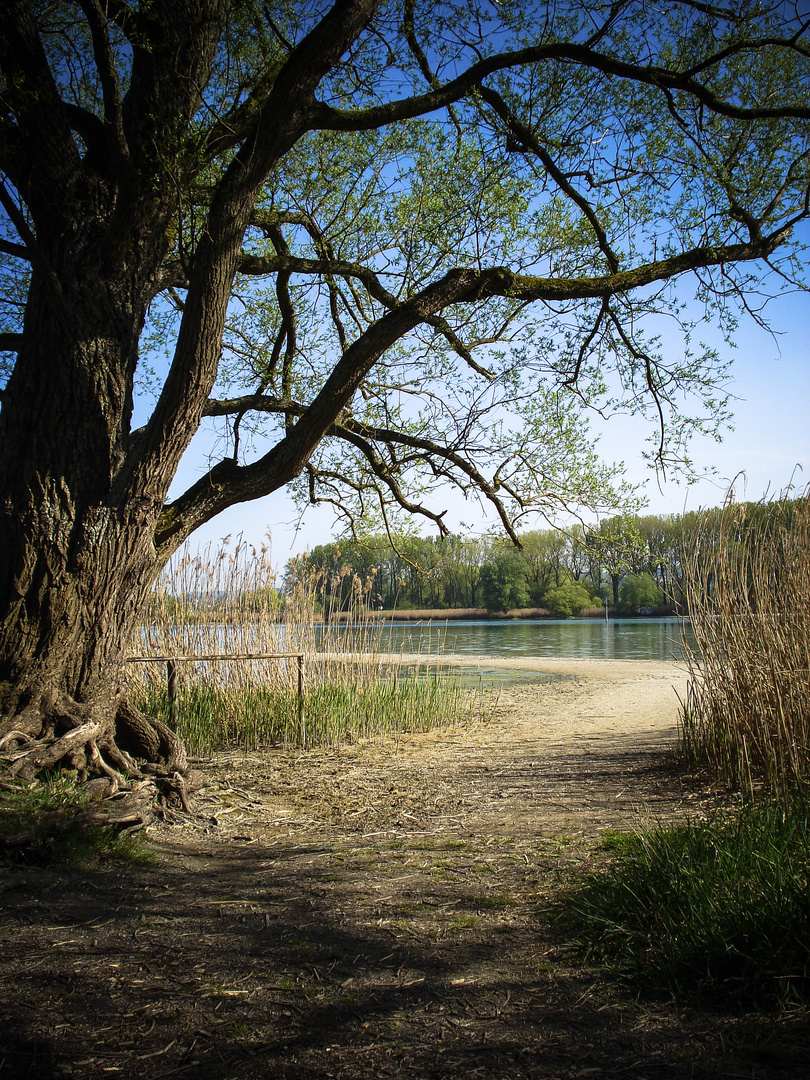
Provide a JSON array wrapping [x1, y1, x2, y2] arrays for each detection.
[[169, 280, 808, 574]]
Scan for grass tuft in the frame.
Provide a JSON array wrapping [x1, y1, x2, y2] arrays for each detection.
[[0, 776, 154, 866], [554, 795, 810, 1008]]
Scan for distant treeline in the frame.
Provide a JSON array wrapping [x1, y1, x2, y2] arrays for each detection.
[[282, 512, 698, 616], [282, 500, 803, 617]]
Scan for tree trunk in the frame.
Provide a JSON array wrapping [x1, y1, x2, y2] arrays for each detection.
[[0, 256, 193, 810]]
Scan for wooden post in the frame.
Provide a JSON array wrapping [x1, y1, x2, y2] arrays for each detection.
[[297, 653, 305, 747], [127, 652, 307, 743], [167, 660, 178, 722]]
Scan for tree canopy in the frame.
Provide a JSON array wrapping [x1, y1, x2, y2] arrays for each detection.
[[3, 0, 809, 551], [1, 0, 809, 795]]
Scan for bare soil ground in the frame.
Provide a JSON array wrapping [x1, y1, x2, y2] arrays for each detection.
[[2, 658, 809, 1079]]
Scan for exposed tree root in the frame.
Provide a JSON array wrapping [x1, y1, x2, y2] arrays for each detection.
[[0, 692, 202, 838], [116, 697, 187, 773]]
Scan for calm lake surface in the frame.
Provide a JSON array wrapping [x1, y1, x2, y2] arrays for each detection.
[[364, 617, 694, 663], [324, 622, 699, 660]]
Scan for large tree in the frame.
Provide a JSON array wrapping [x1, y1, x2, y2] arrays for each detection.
[[1, 0, 808, 803]]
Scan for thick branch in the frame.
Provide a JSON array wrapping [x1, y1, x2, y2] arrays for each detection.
[[236, 227, 789, 306], [0, 237, 29, 260], [312, 38, 810, 135], [121, 0, 382, 508], [155, 226, 789, 556], [0, 3, 81, 208], [77, 0, 127, 161], [0, 333, 24, 352]]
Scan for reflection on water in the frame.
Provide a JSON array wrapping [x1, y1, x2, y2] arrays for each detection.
[[323, 617, 694, 663]]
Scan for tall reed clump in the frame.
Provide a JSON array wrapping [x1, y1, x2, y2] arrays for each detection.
[[679, 487, 810, 791], [127, 537, 470, 755]]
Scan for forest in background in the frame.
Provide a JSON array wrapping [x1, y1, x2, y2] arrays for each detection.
[[281, 499, 803, 617], [282, 510, 690, 617]]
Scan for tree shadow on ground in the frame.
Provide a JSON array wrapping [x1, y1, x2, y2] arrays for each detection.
[[3, 830, 810, 1080]]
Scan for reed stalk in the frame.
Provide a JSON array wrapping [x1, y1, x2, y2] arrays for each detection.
[[127, 537, 471, 755], [679, 487, 810, 791]]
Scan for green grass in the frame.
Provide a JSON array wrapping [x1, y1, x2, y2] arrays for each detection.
[[0, 776, 155, 866], [475, 893, 518, 910], [554, 795, 810, 1008], [448, 914, 478, 933], [134, 673, 470, 755]]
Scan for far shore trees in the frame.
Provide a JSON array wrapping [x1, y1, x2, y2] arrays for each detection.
[[1, 1, 809, 801], [543, 581, 597, 619], [618, 573, 663, 615], [480, 551, 532, 614]]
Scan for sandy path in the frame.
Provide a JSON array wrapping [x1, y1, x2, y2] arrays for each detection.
[[186, 657, 699, 846], [442, 657, 695, 836]]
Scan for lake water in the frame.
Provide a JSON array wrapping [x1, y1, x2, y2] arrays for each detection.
[[366, 617, 694, 663], [138, 617, 693, 690], [317, 617, 694, 688]]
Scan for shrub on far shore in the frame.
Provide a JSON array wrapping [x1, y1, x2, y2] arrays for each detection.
[[543, 581, 597, 618], [618, 572, 662, 614]]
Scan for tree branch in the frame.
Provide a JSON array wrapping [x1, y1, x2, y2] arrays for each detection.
[[476, 84, 621, 274], [238, 251, 398, 307], [311, 37, 810, 135], [0, 333, 24, 352], [0, 1, 81, 209], [154, 224, 790, 556], [0, 237, 29, 260], [77, 0, 128, 162]]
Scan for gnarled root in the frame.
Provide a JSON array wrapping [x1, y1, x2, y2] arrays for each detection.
[[116, 697, 187, 773], [0, 692, 201, 843]]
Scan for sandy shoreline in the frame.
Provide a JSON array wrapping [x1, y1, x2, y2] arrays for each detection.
[[425, 651, 689, 675], [319, 652, 694, 758], [397, 652, 692, 743], [474, 655, 691, 749]]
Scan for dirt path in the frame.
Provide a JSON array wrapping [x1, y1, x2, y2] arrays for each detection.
[[2, 660, 808, 1079], [188, 658, 702, 843]]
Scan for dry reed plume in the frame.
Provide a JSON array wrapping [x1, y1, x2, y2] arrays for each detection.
[[680, 486, 810, 791], [127, 537, 467, 753]]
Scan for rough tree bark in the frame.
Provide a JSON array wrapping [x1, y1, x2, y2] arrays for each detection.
[[0, 0, 233, 812], [0, 0, 384, 819], [0, 196, 192, 809]]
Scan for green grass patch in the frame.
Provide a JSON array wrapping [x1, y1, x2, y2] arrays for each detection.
[[0, 777, 154, 867], [554, 795, 810, 1008], [448, 914, 478, 933], [134, 674, 470, 755], [475, 893, 518, 910]]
